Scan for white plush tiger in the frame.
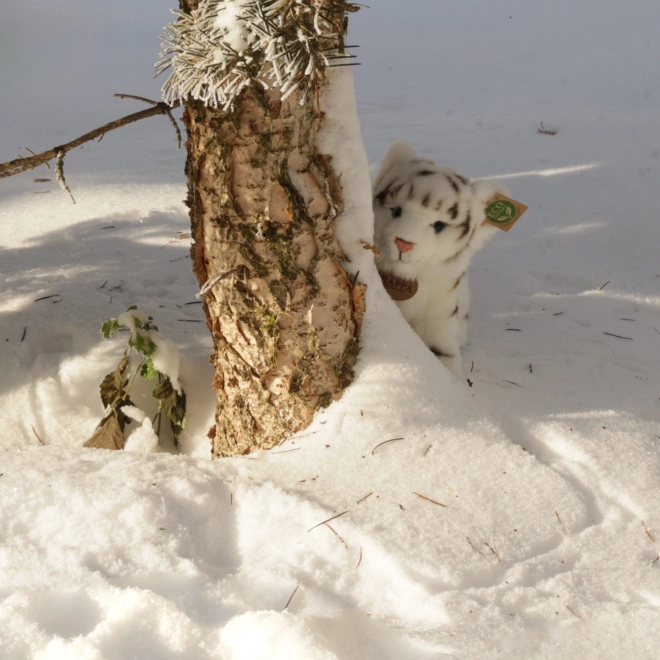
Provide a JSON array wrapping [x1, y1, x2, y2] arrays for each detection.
[[373, 142, 507, 377]]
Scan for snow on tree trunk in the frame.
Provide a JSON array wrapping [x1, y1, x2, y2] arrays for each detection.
[[178, 0, 365, 457]]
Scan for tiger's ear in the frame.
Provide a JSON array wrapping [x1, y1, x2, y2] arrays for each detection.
[[471, 180, 509, 208], [374, 142, 418, 191]]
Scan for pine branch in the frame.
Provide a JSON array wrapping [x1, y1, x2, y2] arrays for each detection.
[[0, 98, 181, 180], [160, 0, 357, 110]]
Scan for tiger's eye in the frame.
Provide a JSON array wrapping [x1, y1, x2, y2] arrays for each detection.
[[391, 207, 402, 219], [433, 221, 446, 233]]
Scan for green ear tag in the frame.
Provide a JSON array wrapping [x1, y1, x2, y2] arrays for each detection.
[[484, 193, 529, 232]]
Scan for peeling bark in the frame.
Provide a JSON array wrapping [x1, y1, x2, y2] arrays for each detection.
[[180, 0, 364, 456]]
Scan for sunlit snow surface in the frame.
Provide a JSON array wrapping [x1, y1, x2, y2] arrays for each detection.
[[2, 1, 660, 658]]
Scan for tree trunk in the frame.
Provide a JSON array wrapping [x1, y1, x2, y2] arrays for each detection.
[[179, 0, 365, 457]]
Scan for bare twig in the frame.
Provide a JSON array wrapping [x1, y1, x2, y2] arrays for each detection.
[[55, 150, 76, 204], [114, 95, 183, 149], [537, 122, 558, 136], [197, 266, 249, 298], [0, 99, 181, 180], [371, 437, 404, 455], [412, 492, 447, 508], [307, 510, 348, 532], [114, 93, 160, 105]]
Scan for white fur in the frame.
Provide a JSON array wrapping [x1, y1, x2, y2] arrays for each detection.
[[373, 142, 507, 377]]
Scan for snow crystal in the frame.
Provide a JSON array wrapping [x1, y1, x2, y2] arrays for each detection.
[[214, 0, 255, 57]]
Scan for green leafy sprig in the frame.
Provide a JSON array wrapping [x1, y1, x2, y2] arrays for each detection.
[[85, 307, 187, 450]]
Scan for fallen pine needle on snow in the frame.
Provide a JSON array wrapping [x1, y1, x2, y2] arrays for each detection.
[[643, 522, 656, 543], [307, 511, 348, 533], [355, 547, 363, 569], [284, 585, 299, 611], [31, 425, 45, 445], [324, 523, 348, 549], [538, 122, 558, 135], [356, 492, 373, 504], [371, 437, 404, 454], [566, 605, 584, 621], [603, 332, 633, 340], [466, 537, 484, 556], [485, 541, 501, 563], [271, 448, 301, 454], [599, 280, 611, 291], [412, 492, 447, 508]]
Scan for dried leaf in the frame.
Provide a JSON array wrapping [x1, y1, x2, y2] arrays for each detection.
[[100, 355, 130, 408], [84, 411, 125, 450], [153, 378, 187, 437]]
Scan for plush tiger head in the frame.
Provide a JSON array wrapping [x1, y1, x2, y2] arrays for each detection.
[[373, 142, 507, 280]]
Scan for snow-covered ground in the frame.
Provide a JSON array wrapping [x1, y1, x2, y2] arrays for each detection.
[[2, 1, 660, 658]]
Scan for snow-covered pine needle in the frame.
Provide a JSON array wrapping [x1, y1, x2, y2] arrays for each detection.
[[156, 0, 353, 109]]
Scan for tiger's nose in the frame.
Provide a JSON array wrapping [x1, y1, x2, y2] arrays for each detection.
[[394, 237, 415, 253]]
